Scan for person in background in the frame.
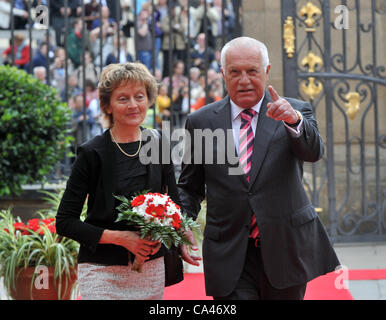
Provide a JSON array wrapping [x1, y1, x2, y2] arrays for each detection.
[[189, 0, 220, 49], [162, 60, 188, 92], [84, 79, 98, 107], [190, 72, 206, 105], [24, 41, 48, 73], [105, 31, 134, 66], [74, 51, 99, 88], [190, 33, 215, 72], [136, 7, 153, 71], [91, 5, 115, 30], [89, 14, 116, 69], [71, 93, 94, 147], [33, 66, 47, 83], [49, 0, 81, 47], [191, 83, 221, 112], [171, 85, 190, 128], [50, 46, 75, 96], [0, 0, 28, 30], [88, 96, 104, 138], [2, 33, 30, 69], [68, 18, 89, 69], [13, 0, 28, 29], [60, 74, 81, 102], [155, 83, 171, 126], [84, 0, 102, 30], [160, 4, 187, 78]]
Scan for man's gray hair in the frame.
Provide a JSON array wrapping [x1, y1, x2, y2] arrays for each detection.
[[220, 37, 270, 72]]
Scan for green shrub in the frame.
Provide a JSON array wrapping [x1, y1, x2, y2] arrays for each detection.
[[0, 66, 72, 197]]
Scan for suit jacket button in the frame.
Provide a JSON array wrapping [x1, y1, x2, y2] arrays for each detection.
[[248, 192, 253, 196]]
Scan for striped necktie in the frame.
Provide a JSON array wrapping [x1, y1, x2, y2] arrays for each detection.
[[239, 109, 260, 243]]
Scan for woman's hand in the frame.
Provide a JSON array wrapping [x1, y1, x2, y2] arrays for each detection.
[[100, 230, 161, 261]]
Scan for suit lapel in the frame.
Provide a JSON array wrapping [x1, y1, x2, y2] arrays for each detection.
[[248, 91, 280, 189]]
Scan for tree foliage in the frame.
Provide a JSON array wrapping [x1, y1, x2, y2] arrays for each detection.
[[0, 66, 72, 196]]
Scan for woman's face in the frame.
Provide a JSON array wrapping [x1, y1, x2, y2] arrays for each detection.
[[106, 81, 149, 130]]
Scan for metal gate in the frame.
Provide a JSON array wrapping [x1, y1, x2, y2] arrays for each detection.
[[281, 0, 386, 242]]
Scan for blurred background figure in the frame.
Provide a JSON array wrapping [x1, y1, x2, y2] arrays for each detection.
[[161, 4, 187, 78], [190, 33, 215, 71], [1, 33, 30, 69], [191, 82, 221, 112], [0, 0, 28, 30], [71, 93, 93, 147], [136, 7, 153, 71], [106, 32, 134, 65], [156, 83, 171, 126], [162, 60, 188, 91], [49, 0, 82, 47], [33, 65, 47, 83]]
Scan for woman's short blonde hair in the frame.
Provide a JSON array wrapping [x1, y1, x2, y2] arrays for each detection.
[[98, 62, 158, 127]]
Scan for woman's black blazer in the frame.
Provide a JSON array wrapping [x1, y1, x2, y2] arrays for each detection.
[[56, 128, 183, 286]]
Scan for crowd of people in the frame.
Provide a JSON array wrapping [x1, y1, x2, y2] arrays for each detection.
[[1, 0, 238, 148]]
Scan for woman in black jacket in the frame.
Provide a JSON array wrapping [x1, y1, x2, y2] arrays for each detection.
[[56, 62, 200, 300]]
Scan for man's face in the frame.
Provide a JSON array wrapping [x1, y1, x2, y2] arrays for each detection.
[[222, 46, 270, 108], [174, 62, 184, 76]]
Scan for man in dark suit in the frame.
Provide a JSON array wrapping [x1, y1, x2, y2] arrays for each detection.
[[177, 37, 340, 300]]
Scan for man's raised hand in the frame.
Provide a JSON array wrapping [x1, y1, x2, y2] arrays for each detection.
[[266, 85, 299, 125]]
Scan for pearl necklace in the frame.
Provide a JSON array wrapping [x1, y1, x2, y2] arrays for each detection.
[[110, 128, 142, 158]]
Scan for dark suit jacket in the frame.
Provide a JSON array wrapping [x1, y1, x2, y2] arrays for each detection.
[[178, 90, 340, 296], [56, 128, 183, 286]]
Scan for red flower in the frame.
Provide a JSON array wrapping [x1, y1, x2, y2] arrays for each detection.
[[27, 219, 40, 232], [10, 218, 57, 236], [46, 223, 56, 234], [131, 195, 146, 207], [42, 218, 55, 226], [145, 204, 166, 219], [171, 213, 181, 229], [13, 222, 27, 234]]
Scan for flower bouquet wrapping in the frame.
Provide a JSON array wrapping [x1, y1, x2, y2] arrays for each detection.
[[115, 192, 200, 272]]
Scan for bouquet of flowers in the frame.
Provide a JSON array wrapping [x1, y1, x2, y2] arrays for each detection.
[[115, 192, 200, 272]]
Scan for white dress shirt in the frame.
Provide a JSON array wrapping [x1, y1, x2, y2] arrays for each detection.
[[230, 94, 304, 153]]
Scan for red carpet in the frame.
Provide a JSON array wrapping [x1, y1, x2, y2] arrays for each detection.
[[164, 273, 211, 300], [164, 269, 386, 300]]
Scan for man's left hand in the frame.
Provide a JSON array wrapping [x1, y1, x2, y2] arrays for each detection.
[[179, 229, 202, 266], [266, 85, 299, 125]]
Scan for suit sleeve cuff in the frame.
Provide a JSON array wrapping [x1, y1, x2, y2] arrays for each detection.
[[283, 117, 304, 138]]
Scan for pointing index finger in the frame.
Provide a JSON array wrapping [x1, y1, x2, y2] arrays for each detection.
[[268, 85, 280, 102]]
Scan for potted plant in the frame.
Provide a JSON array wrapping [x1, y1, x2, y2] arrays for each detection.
[[0, 191, 80, 300]]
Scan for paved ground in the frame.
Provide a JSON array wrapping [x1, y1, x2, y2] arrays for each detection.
[[1, 242, 385, 300], [333, 242, 386, 300]]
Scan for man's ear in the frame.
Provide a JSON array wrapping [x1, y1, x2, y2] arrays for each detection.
[[266, 64, 271, 75]]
